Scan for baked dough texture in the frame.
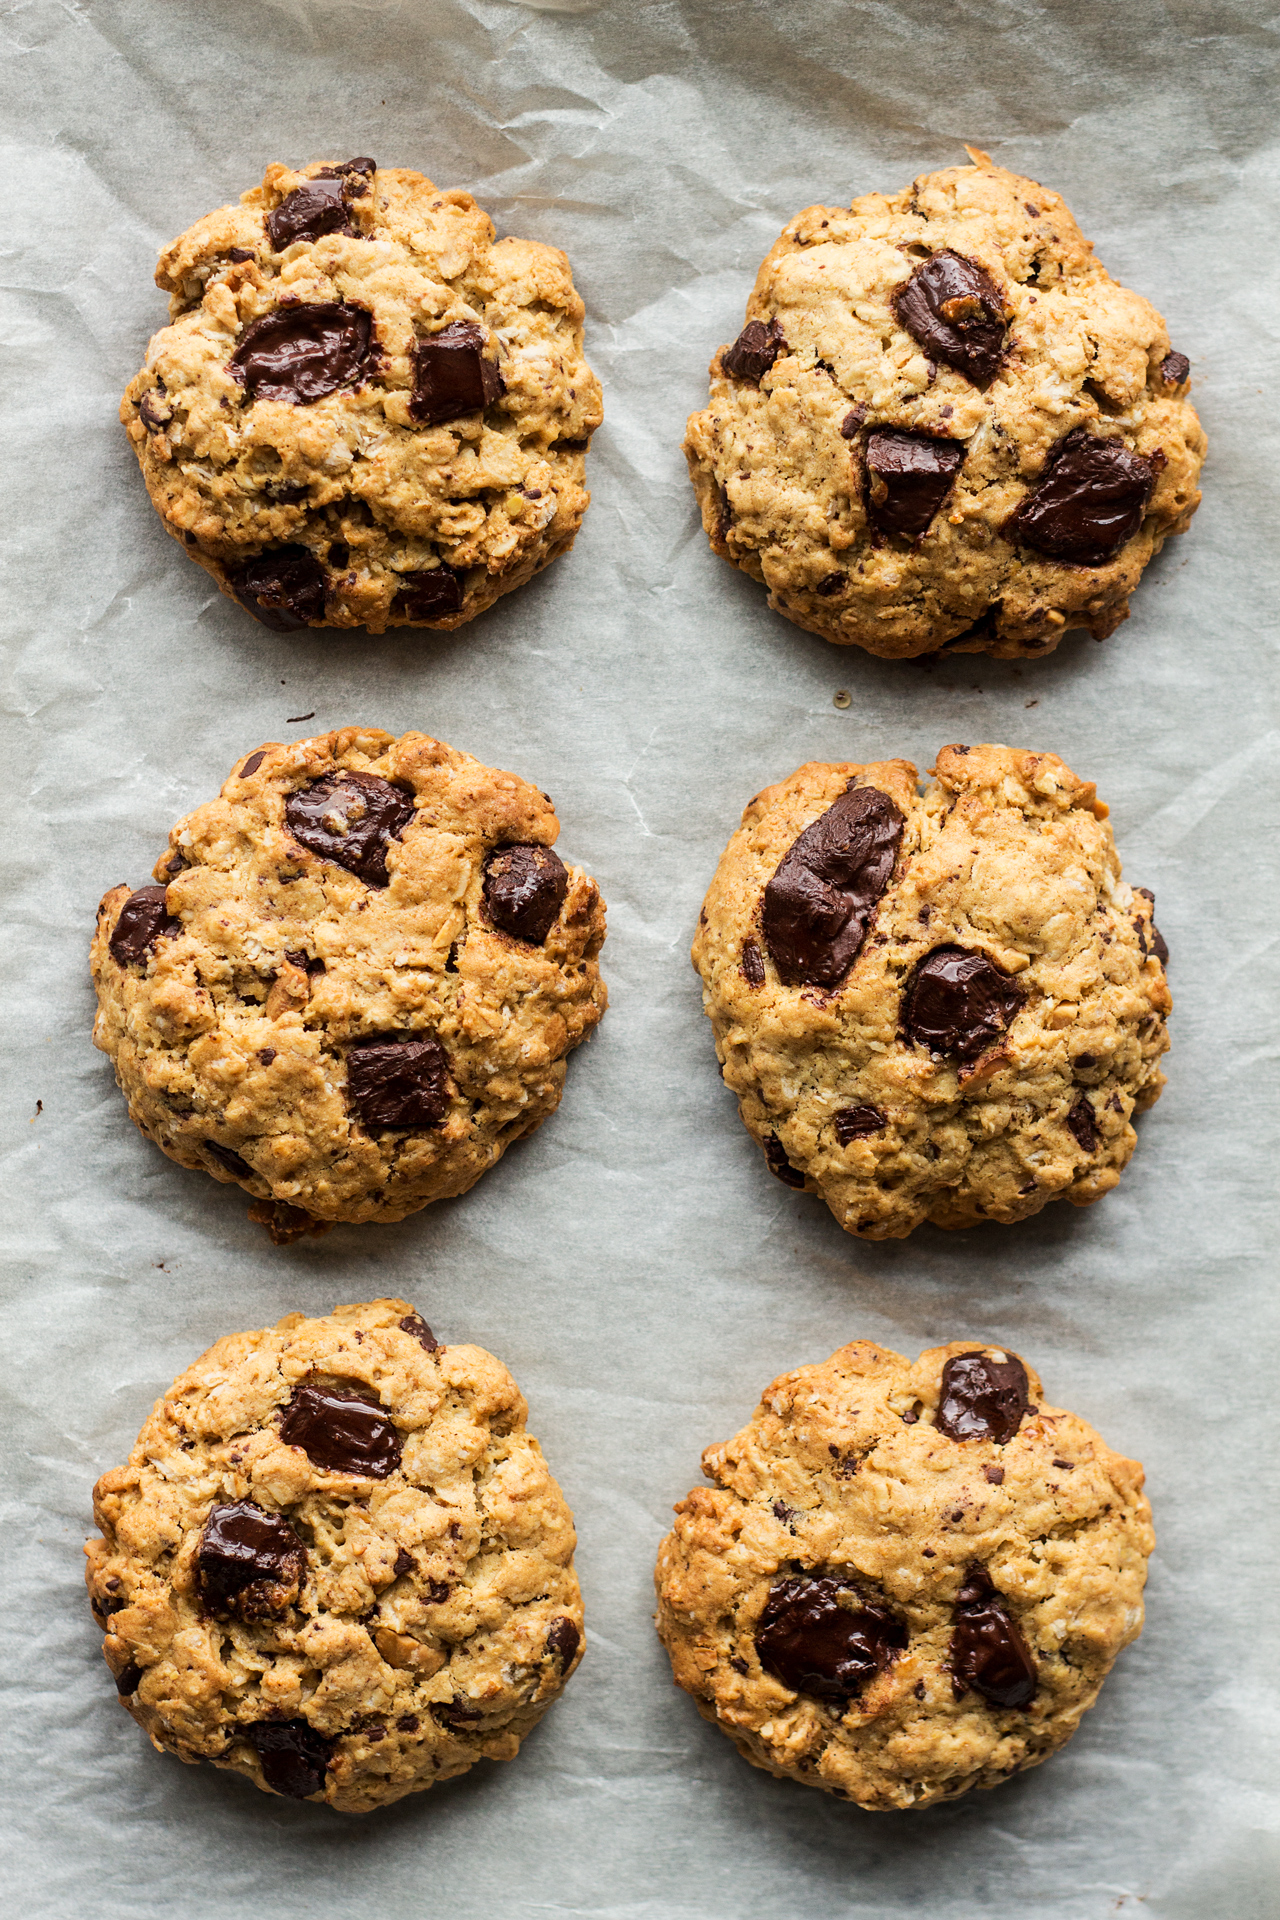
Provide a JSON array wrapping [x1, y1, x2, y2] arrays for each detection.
[[86, 1300, 584, 1811], [121, 159, 602, 632], [693, 745, 1170, 1237], [685, 152, 1204, 658], [654, 1339, 1153, 1809], [91, 727, 607, 1241]]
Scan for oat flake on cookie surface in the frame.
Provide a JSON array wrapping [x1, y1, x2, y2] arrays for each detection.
[[685, 150, 1204, 658], [121, 158, 601, 633], [86, 1299, 585, 1811], [655, 1339, 1153, 1809], [693, 744, 1170, 1237], [91, 727, 607, 1242]]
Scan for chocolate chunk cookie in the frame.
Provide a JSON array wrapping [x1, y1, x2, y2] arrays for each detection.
[[86, 1300, 585, 1812], [693, 745, 1170, 1237], [686, 150, 1204, 657], [654, 1339, 1153, 1809], [121, 159, 601, 632], [91, 728, 607, 1241]]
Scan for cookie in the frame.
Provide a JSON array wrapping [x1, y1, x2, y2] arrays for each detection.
[[85, 1299, 584, 1812], [685, 150, 1204, 658], [121, 158, 602, 633], [91, 727, 607, 1242], [693, 744, 1170, 1237], [655, 1338, 1153, 1809]]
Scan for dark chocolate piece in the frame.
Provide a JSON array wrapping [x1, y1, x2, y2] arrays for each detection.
[[393, 566, 464, 621], [197, 1501, 306, 1619], [741, 938, 766, 987], [546, 1617, 581, 1667], [114, 1661, 143, 1695], [755, 1575, 907, 1701], [279, 1382, 402, 1477], [138, 390, 170, 431], [902, 946, 1023, 1062], [392, 1548, 415, 1577], [229, 302, 374, 406], [482, 844, 569, 944], [1065, 1095, 1098, 1152], [762, 784, 904, 988], [228, 545, 327, 631], [410, 322, 504, 426], [202, 1140, 254, 1181], [1135, 887, 1169, 965], [346, 1035, 451, 1129], [241, 1717, 336, 1798], [892, 250, 1007, 384], [834, 1104, 885, 1144], [935, 1351, 1030, 1445], [1160, 350, 1190, 386], [1005, 430, 1154, 566], [864, 429, 965, 540], [239, 751, 267, 778], [265, 167, 367, 250], [109, 886, 181, 967], [764, 1134, 805, 1189], [721, 318, 787, 384], [840, 404, 867, 438], [226, 247, 256, 264], [284, 770, 414, 886], [950, 1567, 1036, 1709], [398, 1312, 441, 1352]]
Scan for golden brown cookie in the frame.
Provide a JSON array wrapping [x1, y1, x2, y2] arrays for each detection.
[[655, 1338, 1153, 1809], [91, 727, 607, 1241], [693, 745, 1170, 1237], [121, 158, 601, 632], [86, 1300, 584, 1811], [685, 151, 1204, 658]]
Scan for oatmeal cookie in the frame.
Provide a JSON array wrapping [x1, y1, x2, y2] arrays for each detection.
[[685, 150, 1204, 657], [655, 1338, 1152, 1808], [91, 727, 607, 1241], [86, 1299, 585, 1811], [121, 158, 602, 632], [693, 744, 1170, 1237]]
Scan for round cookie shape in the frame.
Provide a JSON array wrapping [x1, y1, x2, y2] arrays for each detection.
[[685, 150, 1205, 658], [86, 1300, 585, 1813], [654, 1339, 1153, 1810], [692, 745, 1171, 1237], [90, 727, 607, 1242], [121, 159, 602, 634]]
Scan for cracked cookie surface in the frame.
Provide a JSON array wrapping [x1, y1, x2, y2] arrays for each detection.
[[86, 1299, 584, 1811], [91, 727, 607, 1241], [685, 152, 1204, 658], [693, 744, 1170, 1238], [122, 159, 601, 633], [654, 1339, 1152, 1809]]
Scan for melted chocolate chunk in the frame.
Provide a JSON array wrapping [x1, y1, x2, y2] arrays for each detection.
[[228, 545, 327, 631], [285, 771, 414, 886], [346, 1035, 451, 1129], [279, 1382, 402, 1477], [1005, 430, 1154, 566], [393, 566, 463, 622], [266, 170, 362, 250], [721, 318, 787, 384], [892, 251, 1007, 384], [755, 1576, 907, 1701], [197, 1502, 306, 1619], [764, 1134, 805, 1188], [230, 302, 375, 406], [482, 844, 569, 944], [546, 1617, 581, 1667], [902, 946, 1023, 1062], [398, 1312, 441, 1352], [1065, 1094, 1098, 1152], [109, 886, 181, 967], [935, 1352, 1030, 1445], [410, 322, 505, 426], [1160, 350, 1190, 387], [202, 1140, 253, 1181], [834, 1104, 885, 1145], [762, 784, 904, 988], [864, 430, 965, 540], [241, 1717, 336, 1798], [950, 1568, 1037, 1709], [741, 937, 766, 987], [115, 1661, 143, 1695]]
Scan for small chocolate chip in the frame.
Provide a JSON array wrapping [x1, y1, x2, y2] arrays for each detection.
[[202, 1140, 253, 1181], [834, 1104, 885, 1145], [241, 1718, 335, 1798], [328, 540, 349, 569], [772, 1500, 797, 1524], [763, 1134, 805, 1189], [1051, 1458, 1074, 1471], [114, 1661, 143, 1695], [1066, 1094, 1098, 1153], [902, 946, 1023, 1062], [1160, 350, 1190, 387], [950, 1568, 1036, 1709], [1075, 1052, 1096, 1069], [109, 886, 181, 967], [935, 1352, 1030, 1446], [892, 251, 1007, 384], [394, 565, 464, 622], [285, 771, 414, 886], [257, 1048, 277, 1066], [346, 1034, 451, 1129], [729, 1656, 749, 1675], [914, 1678, 926, 1699], [398, 1311, 441, 1352], [395, 1713, 420, 1732], [1024, 203, 1040, 218], [762, 784, 904, 988], [983, 1465, 1005, 1485], [228, 545, 327, 630], [547, 1617, 581, 1667], [815, 571, 846, 597], [721, 318, 787, 384], [1005, 430, 1154, 566], [410, 322, 504, 426], [197, 1502, 306, 1619], [755, 1575, 907, 1702], [483, 844, 569, 944], [863, 430, 965, 540], [230, 302, 375, 406], [392, 1547, 415, 1578], [138, 390, 170, 431], [226, 247, 256, 264], [279, 1382, 402, 1477], [840, 405, 867, 439], [433, 1702, 482, 1727], [741, 937, 766, 987], [240, 751, 267, 778], [424, 1579, 451, 1605]]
